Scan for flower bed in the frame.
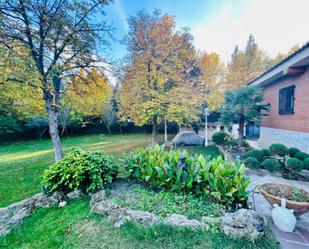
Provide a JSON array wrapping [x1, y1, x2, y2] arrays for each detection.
[[126, 145, 250, 207]]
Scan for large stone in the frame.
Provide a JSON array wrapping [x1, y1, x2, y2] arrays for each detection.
[[91, 200, 121, 215], [33, 191, 64, 208], [90, 189, 106, 207], [172, 131, 204, 146], [164, 214, 202, 228], [67, 190, 84, 199], [221, 209, 267, 240], [127, 210, 160, 226]]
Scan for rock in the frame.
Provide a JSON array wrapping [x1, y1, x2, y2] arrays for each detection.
[[114, 216, 131, 228], [127, 210, 160, 226], [221, 209, 267, 239], [34, 191, 64, 208], [58, 201, 67, 208], [8, 207, 32, 227], [91, 200, 121, 215], [164, 214, 202, 228], [172, 131, 204, 146], [201, 216, 222, 226], [90, 189, 106, 207], [67, 190, 84, 199]]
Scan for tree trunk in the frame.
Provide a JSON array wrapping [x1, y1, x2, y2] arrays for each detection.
[[44, 76, 63, 161], [238, 115, 245, 146], [47, 106, 63, 161], [151, 115, 158, 146], [107, 125, 111, 135], [164, 118, 167, 142]]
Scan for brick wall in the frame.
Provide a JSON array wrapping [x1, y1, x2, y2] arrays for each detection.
[[261, 66, 309, 133]]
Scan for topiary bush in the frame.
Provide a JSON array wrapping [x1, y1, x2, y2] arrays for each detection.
[[288, 147, 300, 158], [303, 158, 309, 170], [294, 151, 309, 161], [286, 158, 303, 171], [262, 159, 280, 172], [127, 145, 250, 206], [244, 157, 259, 168], [212, 131, 230, 145], [269, 143, 288, 157], [42, 148, 118, 193], [261, 149, 271, 157], [243, 149, 264, 162]]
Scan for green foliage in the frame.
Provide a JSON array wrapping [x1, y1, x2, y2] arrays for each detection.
[[262, 159, 280, 172], [261, 149, 271, 157], [269, 144, 288, 157], [186, 145, 223, 160], [113, 186, 223, 219], [126, 145, 250, 206], [303, 158, 309, 170], [212, 131, 230, 145], [294, 151, 309, 161], [42, 148, 118, 193], [288, 147, 300, 158], [224, 138, 238, 147], [243, 149, 264, 162], [0, 115, 20, 135], [244, 157, 260, 168], [240, 140, 250, 147], [286, 158, 303, 171]]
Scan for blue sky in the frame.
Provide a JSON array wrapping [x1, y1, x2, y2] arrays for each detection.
[[103, 0, 309, 63]]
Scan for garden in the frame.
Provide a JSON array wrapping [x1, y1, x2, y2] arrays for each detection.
[[0, 134, 279, 249]]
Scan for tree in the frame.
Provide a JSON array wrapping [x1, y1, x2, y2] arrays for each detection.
[[0, 0, 113, 161], [198, 52, 226, 110], [119, 10, 200, 145], [220, 86, 268, 145], [225, 35, 271, 90], [272, 45, 300, 65], [67, 68, 112, 119]]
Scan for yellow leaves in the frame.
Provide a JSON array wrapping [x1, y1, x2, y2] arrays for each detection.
[[67, 69, 112, 118]]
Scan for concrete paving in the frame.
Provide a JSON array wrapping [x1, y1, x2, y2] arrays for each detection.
[[247, 170, 309, 249]]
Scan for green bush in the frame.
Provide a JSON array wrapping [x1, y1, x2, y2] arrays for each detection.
[[261, 149, 271, 157], [43, 148, 118, 193], [224, 138, 238, 147], [240, 140, 249, 147], [243, 149, 264, 162], [262, 159, 280, 172], [269, 143, 288, 157], [303, 158, 309, 170], [126, 145, 250, 206], [286, 158, 303, 171], [288, 147, 300, 158], [244, 157, 259, 168], [295, 151, 309, 161], [212, 131, 230, 145]]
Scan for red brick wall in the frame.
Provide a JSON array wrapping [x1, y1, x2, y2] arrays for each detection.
[[261, 66, 309, 132]]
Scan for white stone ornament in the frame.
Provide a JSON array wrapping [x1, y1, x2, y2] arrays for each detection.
[[271, 198, 296, 232]]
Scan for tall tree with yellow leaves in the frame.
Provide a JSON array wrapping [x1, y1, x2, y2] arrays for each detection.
[[119, 10, 200, 145]]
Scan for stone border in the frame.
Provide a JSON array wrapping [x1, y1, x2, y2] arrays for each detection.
[[90, 189, 268, 240], [0, 189, 84, 237]]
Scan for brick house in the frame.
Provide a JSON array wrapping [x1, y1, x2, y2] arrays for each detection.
[[249, 42, 309, 153]]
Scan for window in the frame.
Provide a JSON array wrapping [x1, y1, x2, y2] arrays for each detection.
[[279, 85, 295, 114]]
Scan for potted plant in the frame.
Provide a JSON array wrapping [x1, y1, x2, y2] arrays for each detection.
[[259, 183, 309, 216]]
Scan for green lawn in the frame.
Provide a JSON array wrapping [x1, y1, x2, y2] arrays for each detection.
[[0, 134, 278, 249]]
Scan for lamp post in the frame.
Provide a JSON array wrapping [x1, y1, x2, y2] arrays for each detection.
[[204, 107, 209, 146]]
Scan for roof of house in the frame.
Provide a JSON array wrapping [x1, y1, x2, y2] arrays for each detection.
[[249, 41, 309, 87]]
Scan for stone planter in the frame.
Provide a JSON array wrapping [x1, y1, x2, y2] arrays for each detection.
[[259, 183, 309, 216]]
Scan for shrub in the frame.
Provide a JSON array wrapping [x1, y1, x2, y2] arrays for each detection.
[[303, 158, 309, 170], [262, 159, 280, 172], [288, 147, 300, 158], [261, 149, 271, 157], [224, 138, 238, 147], [286, 158, 303, 171], [243, 149, 264, 162], [127, 145, 250, 206], [295, 151, 309, 161], [212, 131, 230, 145], [43, 148, 118, 193], [240, 140, 249, 147], [244, 157, 259, 168], [269, 144, 288, 157]]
